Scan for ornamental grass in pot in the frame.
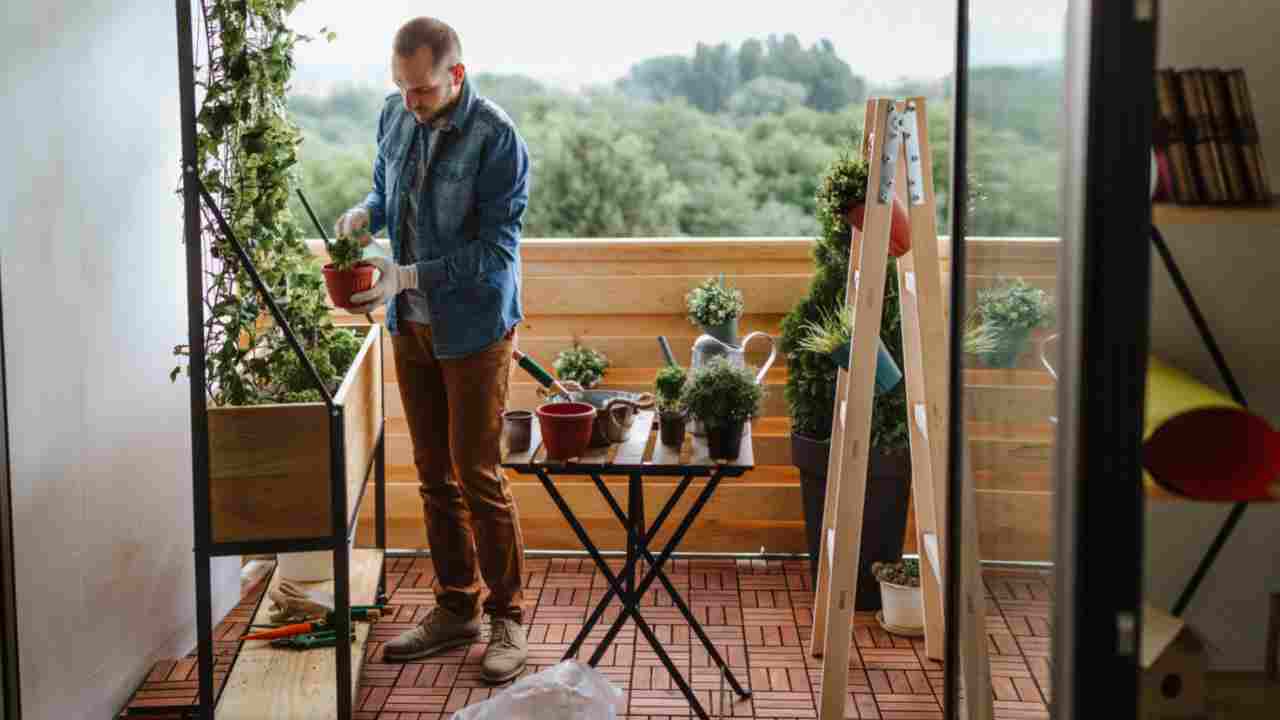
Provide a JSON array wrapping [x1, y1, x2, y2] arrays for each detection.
[[680, 357, 762, 461]]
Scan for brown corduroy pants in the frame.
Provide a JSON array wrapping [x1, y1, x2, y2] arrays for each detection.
[[392, 321, 525, 622]]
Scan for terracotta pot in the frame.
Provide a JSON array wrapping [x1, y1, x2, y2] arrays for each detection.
[[322, 262, 377, 309], [845, 196, 911, 257], [535, 401, 597, 460]]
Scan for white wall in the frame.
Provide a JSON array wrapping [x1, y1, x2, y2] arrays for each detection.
[[1143, 0, 1280, 671], [0, 2, 240, 718]]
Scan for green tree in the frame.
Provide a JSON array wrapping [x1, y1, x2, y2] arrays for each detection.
[[520, 111, 687, 237], [728, 76, 808, 119], [738, 38, 764, 83]]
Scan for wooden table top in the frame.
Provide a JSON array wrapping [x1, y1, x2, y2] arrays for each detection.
[[501, 409, 754, 474]]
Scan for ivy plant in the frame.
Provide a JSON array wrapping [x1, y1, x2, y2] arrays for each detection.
[[172, 0, 358, 406]]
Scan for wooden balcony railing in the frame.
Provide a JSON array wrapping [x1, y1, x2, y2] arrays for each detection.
[[314, 236, 1059, 561]]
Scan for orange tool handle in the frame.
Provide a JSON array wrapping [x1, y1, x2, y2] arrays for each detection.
[[243, 621, 321, 641]]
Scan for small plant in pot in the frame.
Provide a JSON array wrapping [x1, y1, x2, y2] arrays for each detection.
[[821, 148, 910, 258], [872, 558, 923, 635], [553, 343, 609, 388], [321, 232, 376, 309], [686, 274, 745, 347], [972, 277, 1054, 369], [680, 357, 762, 461], [654, 365, 688, 449]]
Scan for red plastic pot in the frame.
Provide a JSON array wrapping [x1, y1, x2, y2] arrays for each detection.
[[322, 262, 377, 309], [535, 401, 597, 460], [845, 196, 911, 257]]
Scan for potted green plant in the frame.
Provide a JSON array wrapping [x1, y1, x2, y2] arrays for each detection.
[[780, 142, 912, 602], [654, 365, 688, 449], [872, 558, 922, 634], [321, 232, 376, 309], [796, 302, 903, 394], [680, 357, 763, 460], [553, 343, 609, 388], [822, 148, 911, 258], [685, 274, 745, 346], [973, 277, 1054, 368]]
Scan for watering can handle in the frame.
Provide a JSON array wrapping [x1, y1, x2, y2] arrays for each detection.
[[1039, 332, 1060, 381], [740, 331, 777, 385]]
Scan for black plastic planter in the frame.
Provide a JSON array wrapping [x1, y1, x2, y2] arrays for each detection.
[[659, 410, 687, 449], [792, 431, 911, 610], [705, 421, 745, 460]]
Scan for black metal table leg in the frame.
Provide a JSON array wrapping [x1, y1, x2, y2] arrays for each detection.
[[564, 472, 695, 661], [589, 469, 728, 664], [532, 468, 712, 720], [584, 471, 751, 698]]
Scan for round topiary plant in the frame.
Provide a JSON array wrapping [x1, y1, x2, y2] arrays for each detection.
[[654, 365, 688, 413], [680, 357, 763, 430], [553, 344, 609, 388]]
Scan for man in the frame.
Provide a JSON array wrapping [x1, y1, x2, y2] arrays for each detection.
[[334, 16, 530, 683]]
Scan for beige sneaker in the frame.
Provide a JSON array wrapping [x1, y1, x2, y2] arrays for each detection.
[[481, 617, 528, 683], [383, 606, 480, 662]]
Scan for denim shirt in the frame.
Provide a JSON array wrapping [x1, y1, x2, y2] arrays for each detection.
[[360, 77, 530, 359]]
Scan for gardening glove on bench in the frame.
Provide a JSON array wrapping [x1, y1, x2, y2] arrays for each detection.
[[334, 206, 372, 245], [349, 255, 418, 315]]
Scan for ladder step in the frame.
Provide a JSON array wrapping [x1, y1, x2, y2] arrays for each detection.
[[840, 400, 847, 427], [904, 270, 916, 295], [826, 527, 835, 573], [922, 532, 942, 584]]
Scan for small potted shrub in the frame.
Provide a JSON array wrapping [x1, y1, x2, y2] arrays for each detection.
[[321, 232, 376, 309], [685, 274, 745, 347], [973, 277, 1054, 368], [820, 149, 910, 258], [680, 357, 763, 460], [654, 365, 688, 448], [872, 558, 923, 634], [553, 343, 609, 388], [796, 302, 903, 394]]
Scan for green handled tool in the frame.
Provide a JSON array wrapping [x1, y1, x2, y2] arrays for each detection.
[[512, 348, 575, 397], [270, 629, 356, 650]]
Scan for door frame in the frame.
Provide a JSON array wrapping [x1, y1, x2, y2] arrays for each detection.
[[0, 263, 22, 719]]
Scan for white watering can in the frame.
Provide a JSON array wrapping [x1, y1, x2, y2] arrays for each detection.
[[687, 331, 778, 436]]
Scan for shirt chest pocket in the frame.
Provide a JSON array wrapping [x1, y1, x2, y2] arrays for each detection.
[[429, 159, 478, 234]]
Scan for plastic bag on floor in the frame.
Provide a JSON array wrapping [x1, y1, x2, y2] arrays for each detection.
[[451, 660, 623, 720]]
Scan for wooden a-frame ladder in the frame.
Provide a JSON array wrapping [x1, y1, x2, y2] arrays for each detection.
[[808, 97, 993, 720]]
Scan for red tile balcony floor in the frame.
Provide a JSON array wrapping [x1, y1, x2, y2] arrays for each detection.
[[120, 557, 1053, 719]]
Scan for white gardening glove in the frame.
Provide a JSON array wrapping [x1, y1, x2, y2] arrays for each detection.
[[334, 206, 372, 246], [348, 255, 418, 314]]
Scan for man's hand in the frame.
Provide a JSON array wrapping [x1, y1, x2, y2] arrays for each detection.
[[334, 207, 372, 247], [348, 256, 419, 314]]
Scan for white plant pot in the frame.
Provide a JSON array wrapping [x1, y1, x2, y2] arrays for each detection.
[[277, 550, 334, 582], [880, 580, 923, 630]]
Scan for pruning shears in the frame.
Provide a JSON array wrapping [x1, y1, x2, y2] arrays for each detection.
[[269, 629, 357, 650]]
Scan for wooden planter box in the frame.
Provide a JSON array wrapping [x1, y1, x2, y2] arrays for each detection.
[[208, 325, 383, 544]]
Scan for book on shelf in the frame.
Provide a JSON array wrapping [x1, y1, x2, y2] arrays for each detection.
[[1153, 66, 1271, 207]]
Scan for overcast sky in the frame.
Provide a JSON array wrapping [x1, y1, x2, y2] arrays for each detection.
[[287, 0, 1067, 95]]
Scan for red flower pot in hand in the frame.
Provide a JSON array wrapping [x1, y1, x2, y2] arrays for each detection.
[[322, 262, 377, 309], [845, 196, 912, 257]]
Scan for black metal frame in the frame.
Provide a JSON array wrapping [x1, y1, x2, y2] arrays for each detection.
[[1149, 225, 1252, 617], [517, 462, 752, 720], [174, 2, 387, 718], [0, 262, 22, 719]]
